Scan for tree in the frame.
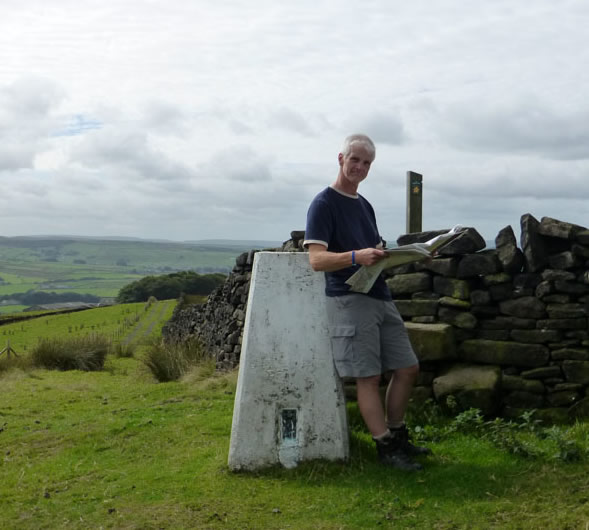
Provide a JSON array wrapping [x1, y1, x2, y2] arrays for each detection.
[[116, 271, 225, 303]]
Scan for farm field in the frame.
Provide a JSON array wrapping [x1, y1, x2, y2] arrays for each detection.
[[0, 305, 28, 315], [0, 300, 177, 355], [0, 235, 267, 313], [0, 236, 272, 275]]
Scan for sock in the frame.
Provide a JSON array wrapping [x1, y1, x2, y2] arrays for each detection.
[[387, 421, 405, 431], [372, 430, 391, 442]]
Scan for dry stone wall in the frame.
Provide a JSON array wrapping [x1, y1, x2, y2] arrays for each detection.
[[163, 217, 589, 422]]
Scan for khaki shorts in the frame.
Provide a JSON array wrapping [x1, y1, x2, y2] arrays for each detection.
[[326, 294, 418, 378]]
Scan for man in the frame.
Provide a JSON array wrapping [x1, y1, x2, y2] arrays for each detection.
[[303, 134, 430, 471]]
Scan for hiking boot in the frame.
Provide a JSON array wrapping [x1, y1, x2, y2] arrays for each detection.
[[391, 424, 432, 456], [374, 433, 423, 472]]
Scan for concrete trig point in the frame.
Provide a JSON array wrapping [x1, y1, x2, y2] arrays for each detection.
[[228, 252, 349, 471]]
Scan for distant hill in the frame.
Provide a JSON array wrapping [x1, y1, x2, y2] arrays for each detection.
[[185, 239, 282, 248], [0, 236, 262, 271], [2, 235, 282, 248], [0, 236, 271, 308]]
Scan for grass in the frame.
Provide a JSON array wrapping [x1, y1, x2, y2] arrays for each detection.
[[0, 305, 29, 315], [143, 338, 209, 381], [0, 259, 140, 298], [0, 356, 588, 529], [0, 301, 176, 354], [0, 238, 248, 300], [31, 334, 109, 371]]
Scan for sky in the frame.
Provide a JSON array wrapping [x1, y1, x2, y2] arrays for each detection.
[[1, 0, 589, 245]]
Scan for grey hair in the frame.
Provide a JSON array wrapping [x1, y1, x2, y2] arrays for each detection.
[[341, 134, 376, 158]]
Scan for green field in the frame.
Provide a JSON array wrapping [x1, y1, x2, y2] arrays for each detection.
[[0, 305, 28, 315], [0, 300, 177, 354], [0, 359, 588, 529], [0, 236, 261, 312], [0, 298, 588, 528], [0, 237, 261, 274]]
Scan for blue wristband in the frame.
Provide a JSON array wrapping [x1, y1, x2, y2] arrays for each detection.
[[351, 251, 356, 265]]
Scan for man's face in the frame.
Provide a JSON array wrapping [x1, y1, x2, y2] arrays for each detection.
[[338, 143, 374, 187]]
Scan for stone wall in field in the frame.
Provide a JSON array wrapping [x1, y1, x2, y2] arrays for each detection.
[[163, 215, 589, 422]]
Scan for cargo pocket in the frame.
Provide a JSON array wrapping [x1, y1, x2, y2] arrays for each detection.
[[329, 325, 356, 365]]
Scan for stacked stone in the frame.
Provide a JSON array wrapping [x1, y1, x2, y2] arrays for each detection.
[[387, 215, 589, 421], [162, 250, 256, 370], [162, 219, 589, 421], [162, 231, 307, 370]]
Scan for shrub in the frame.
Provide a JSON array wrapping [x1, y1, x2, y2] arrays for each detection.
[[31, 334, 109, 371], [410, 402, 587, 463], [145, 296, 158, 310], [110, 341, 136, 358], [0, 354, 32, 374], [143, 338, 208, 382]]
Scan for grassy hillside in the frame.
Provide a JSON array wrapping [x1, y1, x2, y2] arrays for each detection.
[[0, 235, 261, 313], [0, 236, 269, 272], [1, 299, 588, 528], [1, 357, 588, 529], [0, 300, 176, 354]]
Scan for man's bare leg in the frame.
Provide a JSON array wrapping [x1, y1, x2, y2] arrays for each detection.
[[357, 371, 423, 471], [385, 363, 431, 456], [355, 375, 387, 436], [385, 364, 419, 425]]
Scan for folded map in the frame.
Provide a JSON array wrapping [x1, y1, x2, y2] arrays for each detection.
[[345, 225, 466, 294]]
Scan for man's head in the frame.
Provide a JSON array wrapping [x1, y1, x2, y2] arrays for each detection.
[[336, 134, 375, 192], [341, 134, 375, 159]]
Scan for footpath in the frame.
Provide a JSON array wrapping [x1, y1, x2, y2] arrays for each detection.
[[121, 300, 174, 346]]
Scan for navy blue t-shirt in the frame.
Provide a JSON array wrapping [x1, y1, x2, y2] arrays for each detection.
[[304, 186, 391, 300]]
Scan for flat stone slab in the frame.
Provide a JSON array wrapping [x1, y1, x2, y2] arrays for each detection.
[[405, 322, 456, 361], [460, 339, 549, 367], [433, 363, 501, 415]]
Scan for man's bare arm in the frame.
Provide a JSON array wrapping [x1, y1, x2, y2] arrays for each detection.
[[307, 244, 386, 272]]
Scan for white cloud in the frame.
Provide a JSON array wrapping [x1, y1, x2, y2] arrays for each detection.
[[0, 1, 588, 242], [0, 77, 65, 170], [70, 126, 194, 183], [345, 112, 405, 145], [201, 145, 272, 183], [435, 97, 589, 160]]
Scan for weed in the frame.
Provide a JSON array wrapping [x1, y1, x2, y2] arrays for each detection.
[[31, 334, 109, 371], [143, 338, 208, 382], [543, 425, 584, 462], [410, 401, 586, 463], [0, 354, 32, 373], [110, 341, 136, 358], [145, 295, 158, 310]]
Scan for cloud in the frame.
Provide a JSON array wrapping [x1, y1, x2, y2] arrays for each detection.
[[435, 97, 589, 160], [344, 112, 405, 145], [142, 101, 190, 137], [434, 158, 589, 200], [70, 126, 194, 182], [266, 107, 314, 136], [1, 1, 588, 242], [0, 77, 65, 170], [201, 145, 272, 183]]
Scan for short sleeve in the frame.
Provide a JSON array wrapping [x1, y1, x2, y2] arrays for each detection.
[[304, 196, 332, 249]]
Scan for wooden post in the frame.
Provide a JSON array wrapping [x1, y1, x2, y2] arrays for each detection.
[[0, 340, 18, 358], [406, 171, 423, 233]]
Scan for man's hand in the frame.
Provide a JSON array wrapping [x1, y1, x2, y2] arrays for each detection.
[[355, 247, 386, 266], [308, 244, 386, 272]]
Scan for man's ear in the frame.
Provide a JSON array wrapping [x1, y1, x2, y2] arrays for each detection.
[[338, 152, 344, 166]]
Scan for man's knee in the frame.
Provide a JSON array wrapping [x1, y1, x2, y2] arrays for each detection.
[[356, 374, 382, 391], [394, 363, 419, 383]]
